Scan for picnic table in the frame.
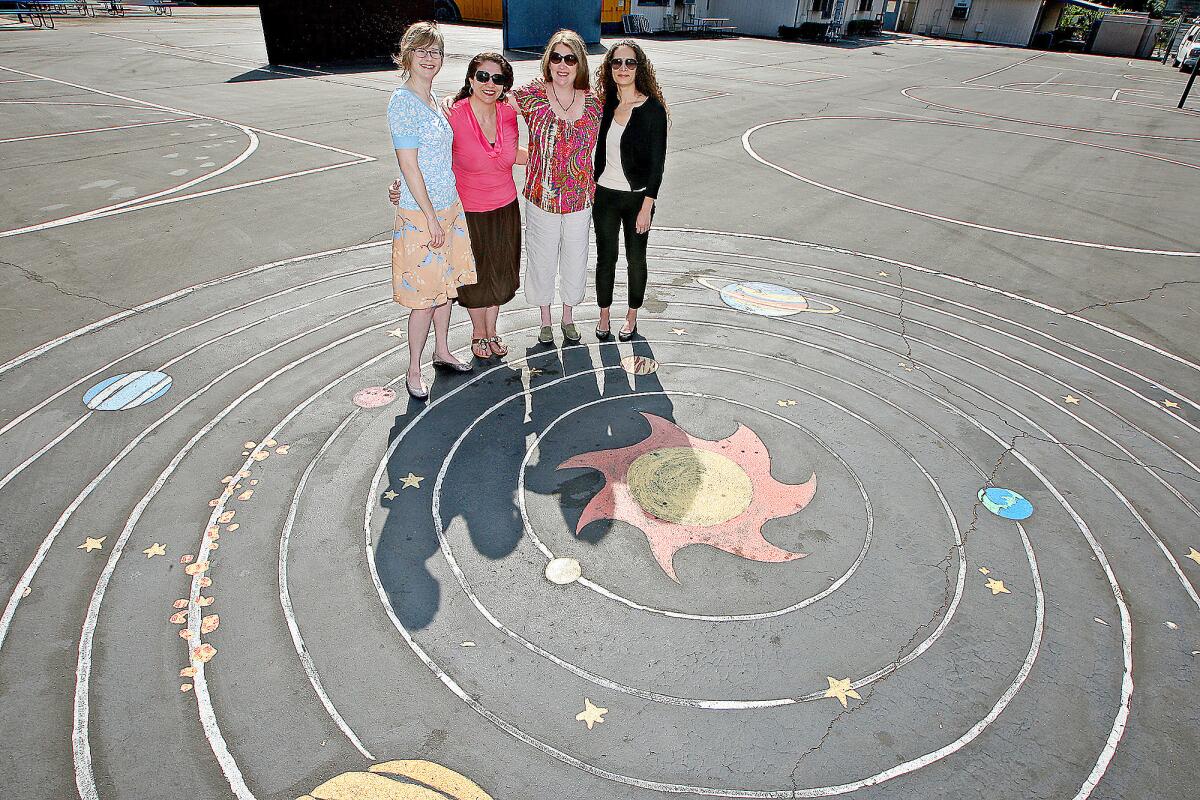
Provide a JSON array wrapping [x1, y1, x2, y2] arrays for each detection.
[[0, 1, 55, 27], [693, 17, 737, 37]]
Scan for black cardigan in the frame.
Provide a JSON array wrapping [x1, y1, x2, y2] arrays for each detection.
[[594, 96, 667, 200]]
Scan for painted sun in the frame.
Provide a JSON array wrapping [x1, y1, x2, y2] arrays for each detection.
[[558, 413, 817, 582]]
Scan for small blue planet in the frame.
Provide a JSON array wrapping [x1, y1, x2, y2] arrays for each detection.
[[83, 371, 173, 410], [978, 487, 1033, 520]]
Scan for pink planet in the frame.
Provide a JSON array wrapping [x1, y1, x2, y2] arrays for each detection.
[[353, 386, 397, 409]]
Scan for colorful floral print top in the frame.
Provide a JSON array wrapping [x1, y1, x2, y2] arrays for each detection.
[[512, 80, 602, 214]]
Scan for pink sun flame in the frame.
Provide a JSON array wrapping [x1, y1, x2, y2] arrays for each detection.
[[558, 413, 816, 582]]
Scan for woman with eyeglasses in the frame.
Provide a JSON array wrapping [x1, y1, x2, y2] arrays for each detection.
[[387, 21, 476, 400], [394, 52, 526, 361], [592, 41, 668, 342], [510, 29, 603, 345]]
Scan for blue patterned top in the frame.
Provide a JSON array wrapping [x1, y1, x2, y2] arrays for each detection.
[[387, 87, 458, 211]]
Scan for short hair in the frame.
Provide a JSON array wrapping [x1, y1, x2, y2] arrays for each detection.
[[392, 21, 444, 74], [540, 29, 590, 91]]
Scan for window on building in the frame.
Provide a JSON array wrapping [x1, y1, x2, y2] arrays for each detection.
[[811, 0, 834, 17], [858, 0, 873, 10]]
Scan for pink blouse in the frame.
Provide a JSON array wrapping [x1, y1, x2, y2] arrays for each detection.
[[447, 98, 519, 213], [513, 81, 602, 214]]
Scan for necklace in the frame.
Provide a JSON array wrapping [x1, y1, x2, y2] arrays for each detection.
[[550, 84, 578, 115]]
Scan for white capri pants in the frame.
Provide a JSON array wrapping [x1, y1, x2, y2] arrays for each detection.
[[523, 199, 592, 307]]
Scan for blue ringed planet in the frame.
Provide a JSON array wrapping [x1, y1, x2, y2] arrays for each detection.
[[698, 277, 840, 317], [978, 487, 1034, 520], [83, 371, 173, 410]]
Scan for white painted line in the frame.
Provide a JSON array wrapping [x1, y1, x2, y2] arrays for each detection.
[[882, 57, 944, 72], [0, 64, 377, 159], [72, 302, 402, 800], [0, 120, 258, 238], [0, 241, 388, 378], [660, 228, 1200, 416], [903, 84, 1200, 139], [742, 117, 1200, 256], [362, 338, 1114, 797], [0, 117, 194, 144]]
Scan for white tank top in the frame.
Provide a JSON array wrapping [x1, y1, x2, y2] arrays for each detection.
[[597, 119, 632, 192]]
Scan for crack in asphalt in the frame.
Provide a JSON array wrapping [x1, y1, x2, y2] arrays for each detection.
[[1065, 279, 1200, 316], [786, 433, 1023, 793], [0, 259, 129, 312]]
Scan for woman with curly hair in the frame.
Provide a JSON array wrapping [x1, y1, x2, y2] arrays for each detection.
[[591, 40, 668, 341]]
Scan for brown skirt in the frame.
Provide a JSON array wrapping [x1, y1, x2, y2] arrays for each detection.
[[455, 199, 521, 309]]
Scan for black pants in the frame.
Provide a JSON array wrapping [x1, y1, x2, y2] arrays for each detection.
[[593, 184, 652, 309]]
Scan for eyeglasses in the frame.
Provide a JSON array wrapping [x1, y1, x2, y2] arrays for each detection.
[[473, 70, 507, 85], [548, 51, 579, 66], [611, 58, 639, 69], [411, 47, 444, 59]]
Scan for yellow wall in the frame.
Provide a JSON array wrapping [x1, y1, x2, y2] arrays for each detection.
[[456, 0, 501, 23], [455, 0, 623, 24]]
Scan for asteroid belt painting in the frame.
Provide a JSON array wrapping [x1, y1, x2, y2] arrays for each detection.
[[558, 413, 817, 581]]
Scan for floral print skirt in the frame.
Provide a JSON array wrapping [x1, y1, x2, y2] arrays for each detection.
[[391, 201, 477, 309]]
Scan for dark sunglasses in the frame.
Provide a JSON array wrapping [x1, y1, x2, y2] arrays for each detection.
[[548, 51, 579, 65], [611, 58, 639, 69], [473, 70, 508, 85]]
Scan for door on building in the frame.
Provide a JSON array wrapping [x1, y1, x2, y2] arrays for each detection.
[[882, 0, 900, 30], [897, 0, 917, 32]]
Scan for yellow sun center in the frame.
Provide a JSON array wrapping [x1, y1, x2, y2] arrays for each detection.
[[626, 447, 753, 526]]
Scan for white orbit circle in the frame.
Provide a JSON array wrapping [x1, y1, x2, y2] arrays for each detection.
[[514, 384, 876, 622], [742, 117, 1200, 258], [364, 345, 1062, 796], [426, 356, 989, 705]]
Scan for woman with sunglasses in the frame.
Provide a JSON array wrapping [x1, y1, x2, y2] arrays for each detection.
[[395, 52, 526, 360], [510, 29, 603, 345], [387, 21, 476, 401], [592, 40, 668, 342]]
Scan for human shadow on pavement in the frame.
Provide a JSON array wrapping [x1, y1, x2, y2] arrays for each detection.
[[374, 358, 524, 631]]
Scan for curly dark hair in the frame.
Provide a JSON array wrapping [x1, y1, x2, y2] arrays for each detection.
[[594, 40, 668, 120], [453, 51, 514, 104]]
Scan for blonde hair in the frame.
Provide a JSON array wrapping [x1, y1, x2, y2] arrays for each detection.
[[540, 29, 590, 91], [392, 21, 444, 75]]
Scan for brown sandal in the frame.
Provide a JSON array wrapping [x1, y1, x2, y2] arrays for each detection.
[[471, 338, 492, 359], [487, 336, 508, 357]]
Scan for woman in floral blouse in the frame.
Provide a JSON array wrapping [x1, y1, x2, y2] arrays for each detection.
[[510, 29, 602, 345]]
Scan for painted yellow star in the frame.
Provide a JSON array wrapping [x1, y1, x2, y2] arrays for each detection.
[[1184, 547, 1200, 565], [823, 676, 861, 708], [878, 271, 889, 277], [382, 489, 399, 501], [1163, 399, 1179, 409], [386, 328, 405, 338], [400, 472, 424, 489], [776, 399, 797, 407], [985, 578, 1011, 595], [670, 328, 687, 336], [575, 698, 608, 729], [143, 543, 167, 559], [978, 566, 990, 575], [527, 367, 544, 376], [1062, 395, 1080, 405], [79, 536, 106, 552]]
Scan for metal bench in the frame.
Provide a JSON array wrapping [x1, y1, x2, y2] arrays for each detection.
[[0, 2, 55, 26], [621, 13, 651, 36], [30, 0, 92, 16], [90, 0, 175, 16]]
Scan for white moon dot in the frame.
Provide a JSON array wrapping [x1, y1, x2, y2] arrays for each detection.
[[545, 557, 581, 585]]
